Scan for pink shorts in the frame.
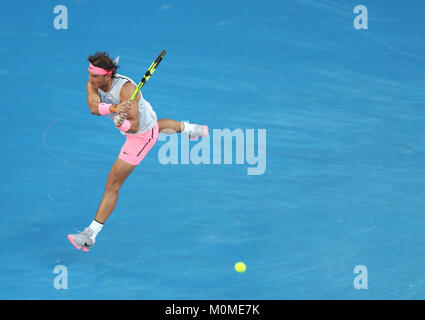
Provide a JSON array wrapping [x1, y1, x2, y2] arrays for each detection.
[[119, 122, 159, 166]]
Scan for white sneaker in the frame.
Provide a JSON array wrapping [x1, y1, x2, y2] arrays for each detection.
[[183, 123, 209, 141], [67, 228, 95, 252]]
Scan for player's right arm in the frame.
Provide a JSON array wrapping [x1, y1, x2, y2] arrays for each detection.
[[86, 81, 104, 116], [86, 81, 130, 117]]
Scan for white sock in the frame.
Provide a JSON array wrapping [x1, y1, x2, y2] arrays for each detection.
[[182, 121, 194, 135], [88, 219, 103, 240]]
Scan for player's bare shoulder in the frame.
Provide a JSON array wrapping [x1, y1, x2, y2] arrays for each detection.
[[120, 81, 140, 102], [86, 81, 98, 94], [86, 80, 101, 113], [119, 81, 139, 122]]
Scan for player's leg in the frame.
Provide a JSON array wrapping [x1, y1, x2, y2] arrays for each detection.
[[158, 118, 183, 133], [158, 118, 208, 140], [67, 158, 135, 252], [94, 157, 136, 224], [67, 123, 159, 252]]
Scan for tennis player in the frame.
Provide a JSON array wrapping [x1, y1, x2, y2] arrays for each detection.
[[67, 52, 208, 252]]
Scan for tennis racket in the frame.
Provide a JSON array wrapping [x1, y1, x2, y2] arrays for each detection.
[[114, 50, 166, 126], [129, 49, 167, 102]]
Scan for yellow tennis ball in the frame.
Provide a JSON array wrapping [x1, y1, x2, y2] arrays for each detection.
[[235, 262, 246, 273]]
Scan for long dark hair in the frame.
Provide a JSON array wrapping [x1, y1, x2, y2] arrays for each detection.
[[87, 51, 119, 77]]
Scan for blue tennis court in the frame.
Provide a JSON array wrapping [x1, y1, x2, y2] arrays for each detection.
[[1, 0, 425, 299]]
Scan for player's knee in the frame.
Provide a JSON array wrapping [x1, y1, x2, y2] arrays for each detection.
[[105, 175, 122, 193]]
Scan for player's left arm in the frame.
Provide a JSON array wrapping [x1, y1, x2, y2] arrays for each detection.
[[119, 81, 140, 133]]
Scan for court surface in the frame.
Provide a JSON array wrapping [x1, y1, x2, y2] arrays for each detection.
[[1, 0, 425, 299]]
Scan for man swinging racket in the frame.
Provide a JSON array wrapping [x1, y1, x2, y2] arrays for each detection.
[[67, 50, 208, 252]]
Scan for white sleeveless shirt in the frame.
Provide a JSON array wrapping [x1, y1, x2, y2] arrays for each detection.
[[98, 73, 157, 135]]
